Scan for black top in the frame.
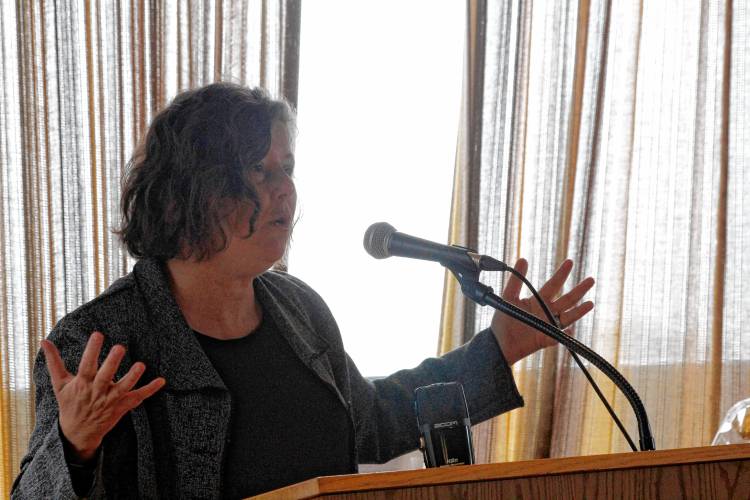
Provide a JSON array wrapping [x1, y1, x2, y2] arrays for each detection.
[[195, 313, 354, 499]]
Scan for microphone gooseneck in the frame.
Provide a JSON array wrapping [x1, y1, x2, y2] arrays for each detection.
[[364, 221, 656, 452]]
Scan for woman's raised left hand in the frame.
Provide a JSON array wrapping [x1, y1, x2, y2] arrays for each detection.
[[491, 258, 595, 365]]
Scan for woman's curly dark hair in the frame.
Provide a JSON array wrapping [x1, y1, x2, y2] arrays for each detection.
[[116, 82, 295, 261]]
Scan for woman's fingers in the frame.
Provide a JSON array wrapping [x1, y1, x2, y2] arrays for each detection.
[[41, 339, 71, 391], [58, 330, 161, 406], [538, 259, 574, 299], [119, 377, 166, 411], [94, 344, 126, 390], [131, 377, 166, 402], [113, 362, 146, 395], [504, 259, 580, 305], [553, 277, 595, 313], [558, 300, 594, 328], [50, 331, 164, 457], [114, 363, 166, 408], [76, 332, 104, 380], [502, 258, 529, 300]]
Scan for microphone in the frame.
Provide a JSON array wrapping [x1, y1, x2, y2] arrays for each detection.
[[414, 382, 475, 467], [363, 222, 507, 272]]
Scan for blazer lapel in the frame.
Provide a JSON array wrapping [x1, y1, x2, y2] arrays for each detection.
[[255, 274, 346, 408], [133, 259, 231, 498]]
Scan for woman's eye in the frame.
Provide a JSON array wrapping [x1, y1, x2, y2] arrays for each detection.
[[248, 164, 266, 179], [248, 163, 294, 182]]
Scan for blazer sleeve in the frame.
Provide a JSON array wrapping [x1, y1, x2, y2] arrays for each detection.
[[11, 323, 107, 500], [348, 328, 524, 464]]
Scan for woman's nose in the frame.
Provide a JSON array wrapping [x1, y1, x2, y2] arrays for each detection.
[[271, 168, 295, 199]]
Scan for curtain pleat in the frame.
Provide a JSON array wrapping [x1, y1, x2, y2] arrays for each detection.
[[439, 0, 487, 359], [0, 1, 300, 495], [441, 0, 747, 463], [712, 0, 732, 442]]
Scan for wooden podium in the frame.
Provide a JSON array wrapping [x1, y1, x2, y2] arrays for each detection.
[[252, 444, 750, 499]]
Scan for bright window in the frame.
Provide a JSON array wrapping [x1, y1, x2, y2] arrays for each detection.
[[290, 2, 465, 376]]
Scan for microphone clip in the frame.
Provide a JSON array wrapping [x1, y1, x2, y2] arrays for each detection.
[[444, 251, 507, 302]]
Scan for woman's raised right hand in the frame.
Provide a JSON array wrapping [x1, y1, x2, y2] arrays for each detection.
[[41, 331, 166, 462]]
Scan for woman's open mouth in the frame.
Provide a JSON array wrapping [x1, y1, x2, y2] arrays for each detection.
[[272, 216, 290, 228]]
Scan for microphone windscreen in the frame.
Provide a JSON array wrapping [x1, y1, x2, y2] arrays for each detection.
[[363, 222, 396, 259]]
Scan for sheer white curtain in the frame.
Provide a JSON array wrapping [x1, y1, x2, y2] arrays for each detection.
[[0, 1, 300, 495], [442, 0, 749, 462]]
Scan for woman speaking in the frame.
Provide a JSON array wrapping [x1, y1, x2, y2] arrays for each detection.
[[12, 83, 594, 499]]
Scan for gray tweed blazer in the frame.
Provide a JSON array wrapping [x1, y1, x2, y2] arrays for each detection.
[[12, 258, 523, 499]]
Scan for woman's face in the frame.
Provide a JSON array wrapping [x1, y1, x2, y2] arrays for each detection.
[[218, 121, 297, 276]]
